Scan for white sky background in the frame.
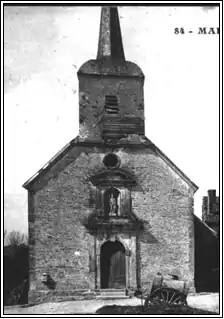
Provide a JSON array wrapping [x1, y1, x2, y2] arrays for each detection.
[[4, 6, 219, 233]]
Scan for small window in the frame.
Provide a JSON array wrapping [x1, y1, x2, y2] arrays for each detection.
[[104, 95, 119, 115], [103, 153, 120, 169]]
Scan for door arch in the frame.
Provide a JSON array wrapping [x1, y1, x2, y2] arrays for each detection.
[[100, 240, 126, 289]]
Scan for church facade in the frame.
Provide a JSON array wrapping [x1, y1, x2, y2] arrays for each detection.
[[23, 7, 198, 302]]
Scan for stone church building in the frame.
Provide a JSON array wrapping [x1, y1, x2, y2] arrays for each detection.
[[23, 7, 200, 302]]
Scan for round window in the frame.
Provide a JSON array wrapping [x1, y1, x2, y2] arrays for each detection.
[[103, 153, 120, 169]]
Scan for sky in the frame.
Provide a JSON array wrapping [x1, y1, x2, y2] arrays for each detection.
[[4, 5, 219, 234]]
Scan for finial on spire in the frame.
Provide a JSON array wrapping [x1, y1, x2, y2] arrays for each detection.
[[97, 6, 125, 61]]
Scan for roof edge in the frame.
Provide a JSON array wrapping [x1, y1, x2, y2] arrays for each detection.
[[22, 137, 79, 190], [77, 59, 145, 78], [144, 137, 199, 193], [23, 136, 199, 193], [194, 214, 218, 237]]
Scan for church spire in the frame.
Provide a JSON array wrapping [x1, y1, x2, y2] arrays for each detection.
[[97, 6, 125, 61]]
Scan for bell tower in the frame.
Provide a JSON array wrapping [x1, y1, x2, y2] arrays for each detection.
[[77, 6, 145, 142]]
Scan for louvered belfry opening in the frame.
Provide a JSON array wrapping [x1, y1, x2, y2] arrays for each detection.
[[104, 95, 119, 115]]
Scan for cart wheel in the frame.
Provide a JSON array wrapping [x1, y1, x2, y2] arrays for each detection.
[[148, 287, 187, 306]]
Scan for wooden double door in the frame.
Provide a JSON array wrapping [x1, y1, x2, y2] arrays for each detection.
[[100, 240, 126, 289]]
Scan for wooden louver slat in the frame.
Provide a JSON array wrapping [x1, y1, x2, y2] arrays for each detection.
[[105, 95, 119, 115]]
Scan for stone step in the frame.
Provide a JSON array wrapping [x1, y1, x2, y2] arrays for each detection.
[[100, 292, 126, 296], [100, 289, 126, 292], [100, 289, 126, 295], [96, 295, 129, 300], [98, 289, 127, 299]]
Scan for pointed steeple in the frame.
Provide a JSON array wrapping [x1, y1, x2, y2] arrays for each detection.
[[97, 6, 125, 61]]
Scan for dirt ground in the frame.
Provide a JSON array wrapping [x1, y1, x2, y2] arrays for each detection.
[[3, 293, 219, 315]]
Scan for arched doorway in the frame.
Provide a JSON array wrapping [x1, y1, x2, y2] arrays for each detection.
[[100, 240, 126, 289]]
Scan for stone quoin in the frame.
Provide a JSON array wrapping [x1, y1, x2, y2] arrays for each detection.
[[23, 6, 202, 303]]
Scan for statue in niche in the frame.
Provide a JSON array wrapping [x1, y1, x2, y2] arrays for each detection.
[[109, 193, 119, 216]]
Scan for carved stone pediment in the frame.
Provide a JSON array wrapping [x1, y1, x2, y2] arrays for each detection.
[[83, 211, 144, 234], [90, 169, 137, 188]]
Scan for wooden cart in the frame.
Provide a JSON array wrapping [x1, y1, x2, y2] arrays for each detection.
[[144, 273, 189, 308]]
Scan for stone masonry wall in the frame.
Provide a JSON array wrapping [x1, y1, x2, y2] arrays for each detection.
[[29, 150, 103, 300], [29, 145, 195, 301]]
